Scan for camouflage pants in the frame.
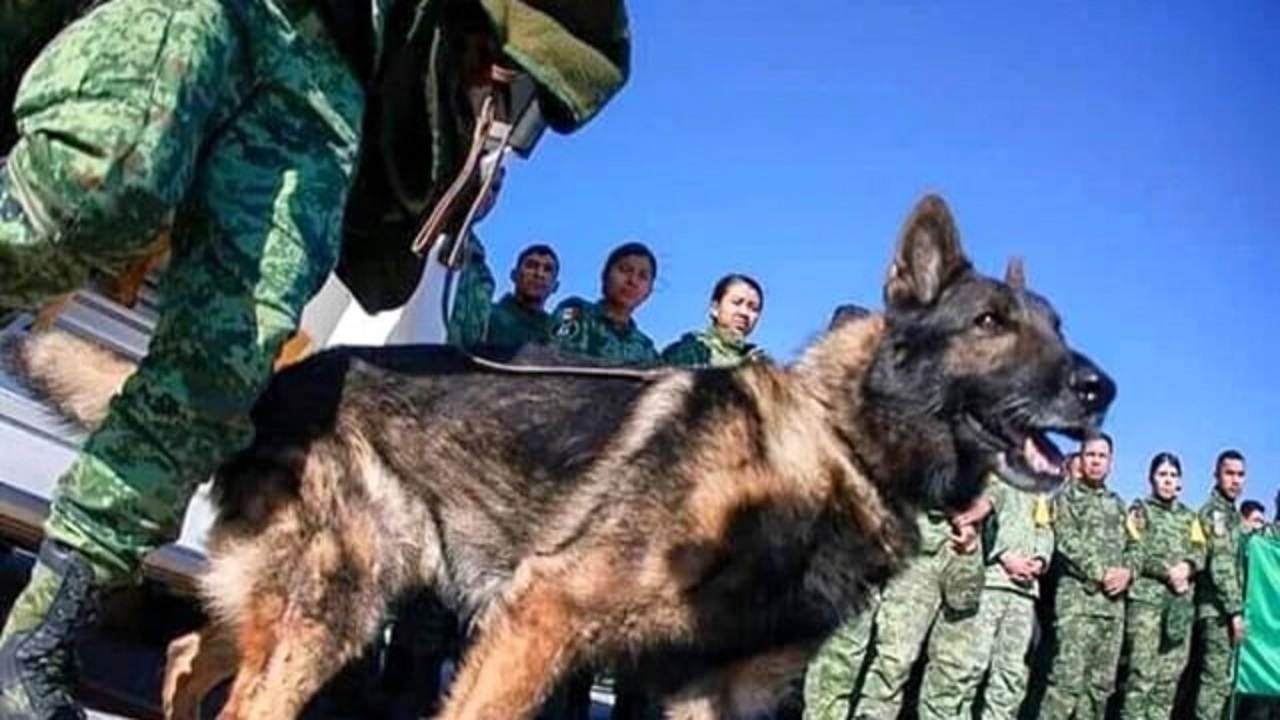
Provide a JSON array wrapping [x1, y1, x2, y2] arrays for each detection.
[[854, 547, 984, 719], [0, 0, 363, 580], [1039, 612, 1123, 720], [1194, 615, 1237, 720], [924, 589, 1037, 720], [1118, 601, 1193, 720], [802, 589, 882, 720]]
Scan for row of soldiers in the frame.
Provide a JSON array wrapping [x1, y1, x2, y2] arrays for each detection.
[[803, 436, 1274, 720], [442, 237, 767, 367]]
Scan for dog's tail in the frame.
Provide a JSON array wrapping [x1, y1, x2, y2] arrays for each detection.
[[4, 328, 137, 431]]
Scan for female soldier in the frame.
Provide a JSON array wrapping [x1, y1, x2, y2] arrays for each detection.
[[660, 273, 767, 368], [551, 241, 659, 364], [1119, 452, 1207, 720]]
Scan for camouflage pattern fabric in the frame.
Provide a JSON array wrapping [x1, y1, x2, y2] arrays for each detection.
[[853, 512, 985, 719], [1040, 479, 1133, 720], [659, 326, 765, 368], [486, 294, 554, 347], [0, 0, 100, 149], [1118, 496, 1206, 720], [550, 297, 658, 364], [1194, 487, 1246, 720], [802, 588, 882, 720], [445, 235, 497, 348], [1194, 615, 1238, 720], [0, 0, 363, 583], [936, 589, 1037, 720], [922, 476, 1053, 720], [1195, 488, 1245, 620]]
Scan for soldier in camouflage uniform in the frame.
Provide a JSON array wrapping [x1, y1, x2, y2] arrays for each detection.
[[922, 472, 1054, 720], [1040, 433, 1134, 720], [1118, 451, 1207, 720], [448, 238, 561, 348], [660, 273, 768, 368], [1194, 449, 1249, 720], [551, 241, 660, 364], [0, 1, 631, 716], [485, 243, 560, 346], [851, 500, 991, 720]]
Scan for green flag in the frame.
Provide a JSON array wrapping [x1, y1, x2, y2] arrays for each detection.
[[1236, 533, 1280, 696]]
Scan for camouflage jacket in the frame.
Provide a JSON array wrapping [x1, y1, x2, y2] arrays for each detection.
[[660, 326, 767, 369], [1195, 487, 1246, 619], [486, 294, 553, 348], [445, 235, 496, 348], [550, 297, 658, 364], [982, 475, 1055, 599], [1050, 479, 1132, 618], [1125, 496, 1207, 607]]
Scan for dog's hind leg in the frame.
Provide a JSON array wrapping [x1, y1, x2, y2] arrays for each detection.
[[662, 646, 812, 720], [215, 528, 388, 720], [436, 567, 588, 720], [162, 622, 238, 720]]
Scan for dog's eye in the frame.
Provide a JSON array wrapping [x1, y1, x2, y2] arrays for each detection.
[[974, 312, 1004, 332]]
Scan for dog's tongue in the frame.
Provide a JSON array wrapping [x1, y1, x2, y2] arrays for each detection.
[[1024, 435, 1063, 475]]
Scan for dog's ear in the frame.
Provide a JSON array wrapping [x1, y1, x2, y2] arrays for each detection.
[[1004, 256, 1026, 290], [884, 194, 973, 310]]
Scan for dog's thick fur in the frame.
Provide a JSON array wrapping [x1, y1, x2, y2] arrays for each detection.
[[14, 195, 1115, 719]]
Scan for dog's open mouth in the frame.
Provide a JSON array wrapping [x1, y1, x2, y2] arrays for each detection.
[[964, 414, 1083, 492], [1013, 432, 1067, 477]]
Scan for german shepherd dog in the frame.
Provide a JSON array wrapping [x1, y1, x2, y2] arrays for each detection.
[[12, 194, 1115, 719]]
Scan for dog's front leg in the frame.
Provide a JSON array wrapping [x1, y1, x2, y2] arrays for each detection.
[[437, 576, 586, 720], [662, 646, 812, 720], [162, 623, 238, 720]]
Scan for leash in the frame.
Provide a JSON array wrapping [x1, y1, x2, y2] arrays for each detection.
[[411, 68, 664, 382]]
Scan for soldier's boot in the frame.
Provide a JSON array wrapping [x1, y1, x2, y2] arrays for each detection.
[[0, 539, 105, 719]]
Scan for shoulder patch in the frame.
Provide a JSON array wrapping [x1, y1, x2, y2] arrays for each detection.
[[1033, 495, 1052, 528], [553, 304, 583, 339], [1211, 510, 1227, 538], [1126, 502, 1147, 540], [1190, 517, 1208, 545], [554, 317, 580, 339]]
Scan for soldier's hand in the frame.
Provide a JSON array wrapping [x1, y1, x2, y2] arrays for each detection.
[[949, 523, 980, 554], [1166, 561, 1193, 594], [949, 496, 994, 528], [1102, 567, 1133, 596], [1000, 553, 1035, 582], [1231, 615, 1246, 645]]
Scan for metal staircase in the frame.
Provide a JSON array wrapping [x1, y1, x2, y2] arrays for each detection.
[[0, 276, 213, 597]]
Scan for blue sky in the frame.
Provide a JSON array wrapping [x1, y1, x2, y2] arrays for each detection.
[[479, 2, 1279, 507]]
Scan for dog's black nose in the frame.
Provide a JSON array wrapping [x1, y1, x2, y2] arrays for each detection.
[[1069, 353, 1116, 414]]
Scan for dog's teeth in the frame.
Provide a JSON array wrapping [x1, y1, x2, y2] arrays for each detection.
[[1023, 436, 1054, 474]]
